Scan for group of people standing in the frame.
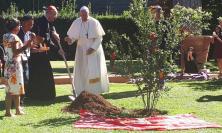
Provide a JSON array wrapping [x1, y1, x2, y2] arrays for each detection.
[[0, 5, 109, 117]]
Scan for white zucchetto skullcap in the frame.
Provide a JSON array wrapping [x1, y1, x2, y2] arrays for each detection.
[[80, 6, 89, 13]]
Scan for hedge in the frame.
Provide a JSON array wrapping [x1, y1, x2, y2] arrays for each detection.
[[0, 16, 139, 60], [56, 16, 138, 60]]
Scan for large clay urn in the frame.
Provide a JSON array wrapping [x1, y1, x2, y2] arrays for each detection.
[[180, 35, 214, 73]]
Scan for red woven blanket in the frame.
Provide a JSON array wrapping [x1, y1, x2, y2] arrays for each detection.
[[74, 110, 222, 131]]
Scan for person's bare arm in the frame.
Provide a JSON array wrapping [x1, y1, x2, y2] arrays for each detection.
[[0, 77, 8, 85], [12, 40, 31, 58]]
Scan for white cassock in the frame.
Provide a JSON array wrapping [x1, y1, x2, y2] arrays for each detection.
[[67, 16, 109, 96]]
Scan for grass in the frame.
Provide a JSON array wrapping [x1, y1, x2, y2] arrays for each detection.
[[51, 60, 132, 75], [51, 61, 74, 76], [0, 61, 221, 132], [0, 81, 222, 133], [51, 60, 166, 76], [51, 60, 219, 76], [205, 60, 218, 72], [51, 60, 129, 75]]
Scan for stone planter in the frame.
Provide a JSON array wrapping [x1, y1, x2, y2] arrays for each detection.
[[180, 35, 214, 73]]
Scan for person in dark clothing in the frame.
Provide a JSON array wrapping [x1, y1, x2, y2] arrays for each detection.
[[184, 47, 198, 73], [212, 25, 222, 78], [149, 5, 171, 90], [17, 15, 34, 105], [0, 44, 5, 77], [0, 17, 6, 78], [27, 5, 62, 100], [150, 5, 171, 50]]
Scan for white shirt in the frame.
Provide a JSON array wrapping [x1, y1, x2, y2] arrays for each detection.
[[21, 31, 31, 61]]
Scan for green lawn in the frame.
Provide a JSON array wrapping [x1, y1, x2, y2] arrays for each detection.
[[51, 61, 74, 76], [51, 60, 126, 75], [0, 81, 222, 133], [0, 61, 221, 133], [51, 60, 219, 76], [51, 60, 166, 76]]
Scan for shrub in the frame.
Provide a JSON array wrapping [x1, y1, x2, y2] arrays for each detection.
[[120, 0, 212, 114]]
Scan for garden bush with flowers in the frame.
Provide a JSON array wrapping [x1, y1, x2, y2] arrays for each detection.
[[117, 0, 212, 114]]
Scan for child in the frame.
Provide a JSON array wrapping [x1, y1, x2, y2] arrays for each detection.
[[187, 47, 195, 61], [184, 47, 198, 73], [3, 18, 34, 117]]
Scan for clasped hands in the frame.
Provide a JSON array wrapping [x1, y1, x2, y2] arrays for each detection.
[[64, 36, 95, 55], [29, 33, 51, 53]]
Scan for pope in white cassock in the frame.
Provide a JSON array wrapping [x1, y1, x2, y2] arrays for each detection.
[[65, 6, 109, 97]]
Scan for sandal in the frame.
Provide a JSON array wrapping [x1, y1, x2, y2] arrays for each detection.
[[15, 110, 25, 115], [4, 113, 15, 117]]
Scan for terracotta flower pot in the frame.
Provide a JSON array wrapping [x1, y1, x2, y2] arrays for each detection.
[[181, 35, 214, 72]]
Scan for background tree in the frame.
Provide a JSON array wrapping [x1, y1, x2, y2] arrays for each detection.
[[122, 0, 177, 113], [121, 0, 212, 114]]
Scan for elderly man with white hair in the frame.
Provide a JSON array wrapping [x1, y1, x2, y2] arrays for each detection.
[[65, 6, 109, 98]]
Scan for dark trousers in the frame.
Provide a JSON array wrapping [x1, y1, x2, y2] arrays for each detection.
[[21, 60, 29, 106]]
